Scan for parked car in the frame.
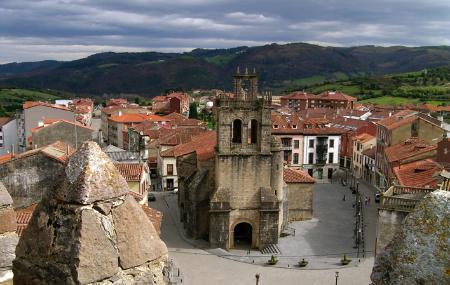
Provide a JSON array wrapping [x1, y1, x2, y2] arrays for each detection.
[[148, 193, 156, 202]]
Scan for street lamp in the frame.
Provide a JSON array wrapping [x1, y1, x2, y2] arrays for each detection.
[[255, 273, 260, 285], [335, 271, 339, 285]]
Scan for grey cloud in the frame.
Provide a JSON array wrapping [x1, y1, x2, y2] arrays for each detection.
[[0, 0, 449, 63]]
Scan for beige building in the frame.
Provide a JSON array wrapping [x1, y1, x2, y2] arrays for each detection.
[[352, 133, 376, 179], [283, 167, 315, 221], [114, 163, 150, 205], [31, 119, 94, 149]]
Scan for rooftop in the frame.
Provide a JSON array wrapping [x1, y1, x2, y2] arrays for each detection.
[[0, 117, 14, 127], [114, 163, 145, 181], [23, 101, 72, 111], [393, 159, 442, 188], [353, 133, 376, 144], [385, 138, 436, 163], [283, 168, 315, 183], [160, 131, 216, 161], [317, 91, 357, 101], [377, 110, 417, 130], [0, 141, 75, 165], [109, 113, 169, 123]]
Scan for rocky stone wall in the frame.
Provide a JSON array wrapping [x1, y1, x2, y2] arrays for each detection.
[[32, 122, 94, 149], [13, 142, 169, 285], [375, 209, 408, 256], [371, 190, 450, 285], [0, 182, 18, 284]]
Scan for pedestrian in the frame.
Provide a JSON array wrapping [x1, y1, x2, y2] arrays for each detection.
[[342, 195, 346, 201], [364, 197, 368, 205], [368, 197, 371, 204]]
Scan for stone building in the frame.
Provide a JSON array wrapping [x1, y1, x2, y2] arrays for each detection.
[[211, 69, 285, 250], [283, 168, 315, 221], [31, 119, 94, 149]]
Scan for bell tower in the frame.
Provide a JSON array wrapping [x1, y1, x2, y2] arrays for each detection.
[[210, 68, 283, 250]]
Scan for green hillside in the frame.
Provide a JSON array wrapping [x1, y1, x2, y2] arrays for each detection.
[[0, 88, 63, 116]]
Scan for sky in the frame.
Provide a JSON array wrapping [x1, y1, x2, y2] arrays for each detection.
[[1, 0, 450, 63]]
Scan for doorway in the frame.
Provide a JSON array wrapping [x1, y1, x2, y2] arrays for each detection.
[[233, 222, 252, 249]]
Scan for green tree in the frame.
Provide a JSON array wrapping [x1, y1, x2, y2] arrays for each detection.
[[189, 102, 199, 119]]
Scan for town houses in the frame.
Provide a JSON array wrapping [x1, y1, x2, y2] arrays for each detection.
[[0, 70, 449, 285]]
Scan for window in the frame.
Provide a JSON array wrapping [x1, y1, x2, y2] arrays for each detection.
[[329, 139, 334, 148], [329, 153, 334, 164], [294, 140, 299, 149], [292, 124, 297, 129], [248, 119, 258, 144], [308, 169, 313, 177], [308, 153, 314, 164], [309, 139, 315, 148], [283, 151, 290, 162], [273, 124, 279, 129], [232, 119, 242, 143], [293, 153, 299, 164], [167, 164, 174, 175]]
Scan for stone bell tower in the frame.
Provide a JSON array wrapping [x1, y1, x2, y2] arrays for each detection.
[[210, 68, 284, 250]]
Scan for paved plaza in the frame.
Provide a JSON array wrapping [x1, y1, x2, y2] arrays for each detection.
[[150, 180, 379, 284]]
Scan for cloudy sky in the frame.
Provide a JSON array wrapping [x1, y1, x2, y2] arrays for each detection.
[[1, 0, 449, 63]]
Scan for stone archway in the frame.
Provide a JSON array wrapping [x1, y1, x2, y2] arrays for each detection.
[[233, 222, 252, 249]]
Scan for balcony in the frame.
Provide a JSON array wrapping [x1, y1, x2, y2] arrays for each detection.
[[380, 185, 434, 212], [315, 143, 328, 165]]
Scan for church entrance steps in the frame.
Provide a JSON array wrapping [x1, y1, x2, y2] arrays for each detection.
[[260, 244, 281, 255]]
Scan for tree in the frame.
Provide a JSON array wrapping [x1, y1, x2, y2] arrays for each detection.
[[189, 102, 198, 119]]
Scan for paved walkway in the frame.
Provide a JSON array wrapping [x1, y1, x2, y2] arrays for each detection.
[[150, 180, 378, 284]]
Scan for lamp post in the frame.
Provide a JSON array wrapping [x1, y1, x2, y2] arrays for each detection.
[[335, 271, 339, 285]]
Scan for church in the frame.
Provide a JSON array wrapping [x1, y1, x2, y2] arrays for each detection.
[[177, 68, 286, 250]]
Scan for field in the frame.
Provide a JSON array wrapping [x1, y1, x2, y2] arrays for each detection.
[[0, 88, 62, 116]]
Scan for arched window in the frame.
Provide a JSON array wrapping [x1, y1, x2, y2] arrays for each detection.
[[248, 119, 258, 144], [232, 119, 242, 143]]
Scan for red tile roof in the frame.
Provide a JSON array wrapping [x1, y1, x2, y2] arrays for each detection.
[[15, 204, 37, 237], [281, 91, 313, 100], [109, 113, 169, 123], [384, 138, 436, 163], [362, 147, 376, 159], [0, 153, 13, 164], [114, 163, 145, 181], [0, 117, 14, 127], [393, 159, 442, 188], [159, 127, 208, 146], [318, 91, 357, 101], [141, 205, 163, 235], [32, 119, 94, 133], [23, 101, 71, 111], [0, 141, 75, 165], [353, 133, 375, 144], [377, 110, 417, 130], [283, 168, 315, 183], [160, 131, 216, 161]]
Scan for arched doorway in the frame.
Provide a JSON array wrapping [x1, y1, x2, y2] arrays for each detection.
[[233, 222, 252, 249]]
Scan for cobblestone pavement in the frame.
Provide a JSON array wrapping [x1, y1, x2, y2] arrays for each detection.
[[150, 179, 378, 284]]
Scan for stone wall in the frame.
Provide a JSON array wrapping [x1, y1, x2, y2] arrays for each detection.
[[32, 122, 94, 149], [0, 154, 65, 208], [287, 183, 314, 221], [0, 182, 18, 284], [375, 209, 408, 256]]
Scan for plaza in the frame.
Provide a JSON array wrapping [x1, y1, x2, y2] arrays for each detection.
[[151, 180, 379, 284]]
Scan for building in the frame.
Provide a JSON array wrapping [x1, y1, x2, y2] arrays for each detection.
[[152, 92, 190, 115], [100, 103, 149, 144], [361, 146, 376, 185], [114, 163, 150, 205], [0, 117, 18, 155], [280, 91, 356, 111], [19, 101, 76, 150], [107, 113, 169, 148], [210, 69, 285, 250], [375, 110, 444, 189], [157, 128, 208, 191], [283, 167, 315, 221], [302, 127, 344, 182], [0, 141, 75, 208], [31, 119, 94, 149], [351, 133, 376, 179]]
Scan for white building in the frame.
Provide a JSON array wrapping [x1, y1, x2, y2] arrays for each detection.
[[0, 118, 18, 155], [302, 134, 342, 181]]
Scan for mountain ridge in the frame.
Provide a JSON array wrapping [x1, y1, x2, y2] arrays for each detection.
[[1, 43, 450, 96]]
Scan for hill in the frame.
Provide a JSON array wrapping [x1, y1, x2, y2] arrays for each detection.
[[1, 43, 450, 96]]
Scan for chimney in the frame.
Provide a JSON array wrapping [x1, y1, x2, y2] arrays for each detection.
[[118, 111, 122, 116]]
